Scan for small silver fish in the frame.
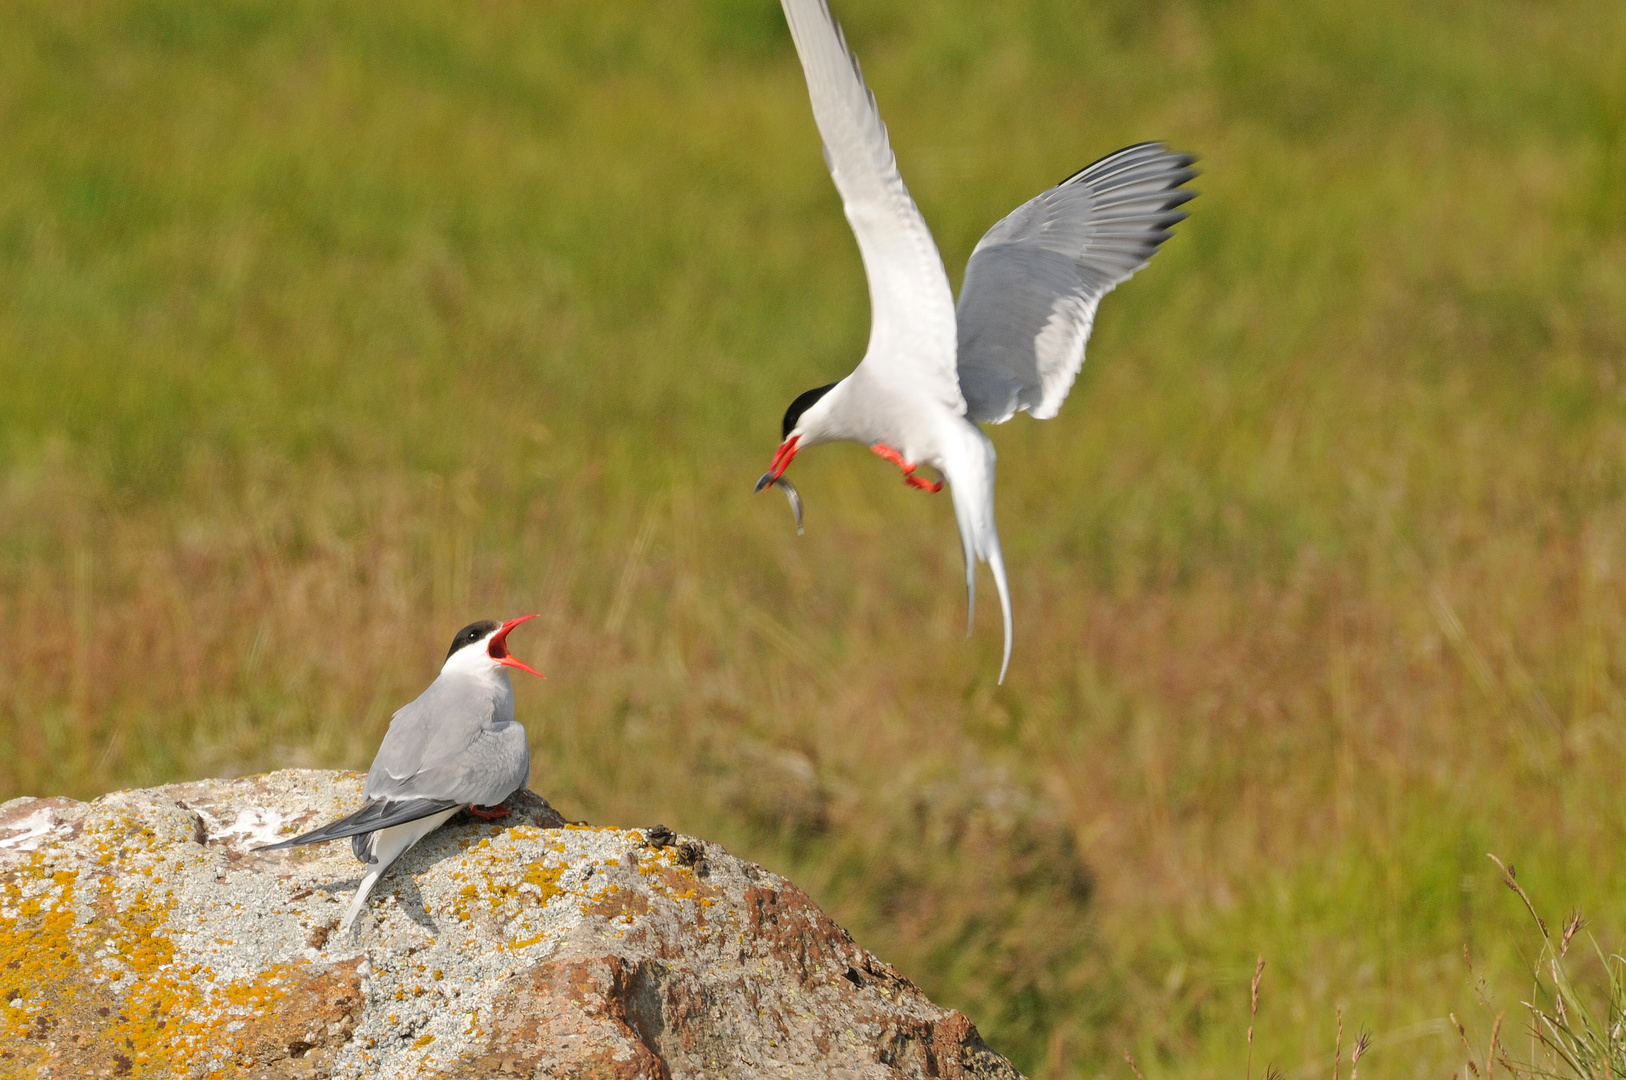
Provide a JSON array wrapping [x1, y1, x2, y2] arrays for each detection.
[[755, 472, 805, 535]]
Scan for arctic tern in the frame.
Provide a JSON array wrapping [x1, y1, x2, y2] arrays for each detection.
[[258, 616, 543, 931], [755, 0, 1196, 682]]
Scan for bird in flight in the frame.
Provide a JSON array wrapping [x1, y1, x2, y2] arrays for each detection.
[[755, 0, 1196, 682], [259, 616, 543, 931]]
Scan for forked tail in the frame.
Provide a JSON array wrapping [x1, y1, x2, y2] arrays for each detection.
[[339, 868, 382, 932], [332, 806, 463, 933], [988, 537, 1012, 684], [945, 423, 1013, 683]]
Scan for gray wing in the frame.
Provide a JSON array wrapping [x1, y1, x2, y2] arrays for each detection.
[[956, 143, 1196, 423], [363, 675, 531, 809]]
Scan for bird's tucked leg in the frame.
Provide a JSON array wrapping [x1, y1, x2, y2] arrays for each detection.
[[871, 443, 943, 493], [467, 803, 511, 820]]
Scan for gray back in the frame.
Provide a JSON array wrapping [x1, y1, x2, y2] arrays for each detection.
[[364, 669, 530, 809]]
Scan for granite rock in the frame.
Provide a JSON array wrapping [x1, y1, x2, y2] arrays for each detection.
[[0, 770, 1021, 1079]]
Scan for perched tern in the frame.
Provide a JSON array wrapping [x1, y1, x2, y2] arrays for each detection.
[[755, 0, 1196, 682], [259, 616, 543, 931]]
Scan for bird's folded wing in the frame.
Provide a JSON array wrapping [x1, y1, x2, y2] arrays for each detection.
[[956, 143, 1196, 424], [779, 0, 962, 412], [377, 722, 531, 810], [362, 677, 530, 809], [254, 797, 462, 851]]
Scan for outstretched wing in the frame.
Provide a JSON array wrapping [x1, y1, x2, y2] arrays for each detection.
[[255, 797, 461, 852], [779, 0, 962, 412], [956, 143, 1196, 423]]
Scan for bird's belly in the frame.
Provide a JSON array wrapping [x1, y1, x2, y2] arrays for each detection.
[[840, 391, 953, 470], [364, 807, 461, 868]]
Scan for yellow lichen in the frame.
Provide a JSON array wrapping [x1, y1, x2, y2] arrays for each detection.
[[521, 860, 565, 902], [441, 836, 569, 933], [0, 831, 346, 1077]]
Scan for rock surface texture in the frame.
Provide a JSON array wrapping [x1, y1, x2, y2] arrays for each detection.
[[0, 770, 1021, 1079]]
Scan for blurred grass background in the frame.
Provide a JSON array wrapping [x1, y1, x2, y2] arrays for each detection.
[[1, 0, 1624, 1075]]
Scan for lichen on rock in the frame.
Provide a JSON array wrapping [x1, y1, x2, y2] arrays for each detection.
[[0, 770, 1021, 1079]]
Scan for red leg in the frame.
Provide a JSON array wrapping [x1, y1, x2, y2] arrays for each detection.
[[871, 443, 909, 470], [871, 444, 942, 493], [468, 804, 511, 820]]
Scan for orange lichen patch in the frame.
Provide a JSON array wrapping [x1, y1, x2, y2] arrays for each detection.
[[196, 959, 364, 1078], [1, 856, 191, 1068], [631, 851, 722, 908], [0, 854, 82, 1053], [521, 860, 565, 903], [435, 829, 720, 947], [584, 883, 653, 924], [502, 825, 545, 841], [0, 847, 362, 1078], [444, 836, 568, 929], [449, 860, 564, 929]]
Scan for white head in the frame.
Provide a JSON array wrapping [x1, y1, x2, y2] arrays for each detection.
[[440, 616, 545, 680]]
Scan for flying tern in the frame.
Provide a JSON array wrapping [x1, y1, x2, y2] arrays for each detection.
[[259, 616, 543, 931], [755, 0, 1196, 682]]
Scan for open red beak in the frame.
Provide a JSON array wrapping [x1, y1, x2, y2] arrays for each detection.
[[488, 614, 544, 679], [754, 435, 801, 492]]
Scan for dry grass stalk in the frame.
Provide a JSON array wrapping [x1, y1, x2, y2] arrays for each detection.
[[1247, 955, 1266, 1080], [1488, 855, 1549, 940], [1474, 866, 1626, 1080], [1564, 912, 1590, 958], [1333, 1006, 1343, 1080], [1454, 1013, 1485, 1079], [1349, 1029, 1371, 1080]]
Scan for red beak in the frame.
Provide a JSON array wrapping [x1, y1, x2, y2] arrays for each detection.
[[755, 435, 801, 492], [488, 614, 544, 679]]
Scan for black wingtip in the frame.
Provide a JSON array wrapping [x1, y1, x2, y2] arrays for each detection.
[[253, 838, 298, 853], [1059, 142, 1202, 190]]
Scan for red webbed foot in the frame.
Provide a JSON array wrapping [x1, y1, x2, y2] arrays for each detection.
[[468, 804, 512, 821], [871, 443, 943, 493]]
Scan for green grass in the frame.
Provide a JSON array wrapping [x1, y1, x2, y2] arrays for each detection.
[[2, 0, 1625, 1075]]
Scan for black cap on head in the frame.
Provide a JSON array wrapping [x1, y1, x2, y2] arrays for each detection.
[[782, 382, 837, 440], [447, 619, 501, 660]]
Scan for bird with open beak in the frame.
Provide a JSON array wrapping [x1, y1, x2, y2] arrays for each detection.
[[258, 616, 543, 932]]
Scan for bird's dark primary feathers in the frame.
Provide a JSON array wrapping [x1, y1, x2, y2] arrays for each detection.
[[255, 797, 463, 853], [783, 382, 838, 439]]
